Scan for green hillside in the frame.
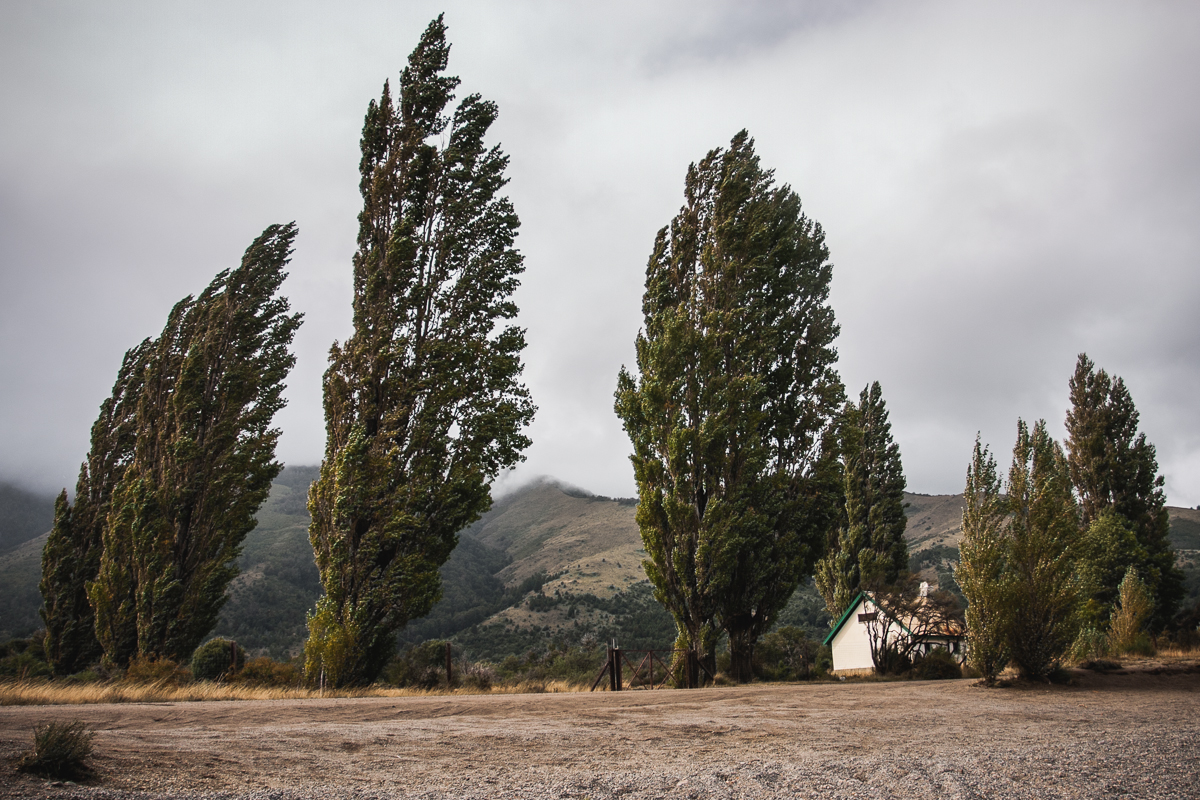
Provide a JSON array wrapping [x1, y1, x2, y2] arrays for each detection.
[[0, 482, 55, 553]]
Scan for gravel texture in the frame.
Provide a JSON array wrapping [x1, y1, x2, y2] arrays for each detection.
[[1, 663, 1197, 799]]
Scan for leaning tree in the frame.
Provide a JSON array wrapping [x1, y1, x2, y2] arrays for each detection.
[[43, 224, 301, 670], [615, 131, 843, 684], [304, 16, 535, 687], [87, 224, 302, 665]]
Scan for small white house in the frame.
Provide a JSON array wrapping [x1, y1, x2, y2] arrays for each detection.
[[823, 586, 965, 676]]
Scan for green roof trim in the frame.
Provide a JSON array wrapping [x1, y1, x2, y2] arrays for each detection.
[[823, 591, 866, 646]]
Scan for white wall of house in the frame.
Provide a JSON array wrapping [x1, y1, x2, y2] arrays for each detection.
[[829, 596, 878, 674]]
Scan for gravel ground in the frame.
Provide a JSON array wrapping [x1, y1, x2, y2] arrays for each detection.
[[1, 662, 1197, 800]]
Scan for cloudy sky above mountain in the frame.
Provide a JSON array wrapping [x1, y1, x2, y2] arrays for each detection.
[[2, 1, 1198, 505]]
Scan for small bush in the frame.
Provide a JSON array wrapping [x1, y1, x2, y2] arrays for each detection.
[[16, 721, 95, 779], [190, 638, 247, 682], [230, 657, 302, 688], [1070, 627, 1109, 663], [910, 649, 963, 680], [125, 656, 191, 686]]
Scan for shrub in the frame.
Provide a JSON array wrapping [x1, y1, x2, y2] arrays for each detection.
[[16, 721, 95, 779], [756, 626, 820, 681], [1070, 627, 1109, 663], [190, 638, 247, 682], [910, 648, 963, 680], [125, 656, 191, 685], [231, 656, 302, 687], [384, 641, 453, 688]]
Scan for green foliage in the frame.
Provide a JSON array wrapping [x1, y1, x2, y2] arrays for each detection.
[[816, 382, 908, 621], [755, 626, 820, 680], [1076, 510, 1147, 627], [1004, 420, 1082, 681], [773, 578, 833, 633], [614, 130, 843, 685], [305, 16, 533, 688], [124, 655, 191, 685], [1065, 353, 1184, 630], [0, 635, 52, 680], [41, 336, 150, 674], [1108, 566, 1155, 654], [384, 640, 455, 688], [43, 225, 301, 672], [212, 478, 321, 659], [1070, 627, 1110, 663], [16, 721, 94, 780], [190, 637, 247, 682], [955, 436, 1010, 684], [910, 648, 963, 680], [229, 656, 303, 687]]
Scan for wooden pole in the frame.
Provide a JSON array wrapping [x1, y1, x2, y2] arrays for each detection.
[[445, 642, 453, 686]]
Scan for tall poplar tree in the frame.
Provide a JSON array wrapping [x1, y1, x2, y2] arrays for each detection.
[[40, 342, 149, 674], [304, 16, 534, 687], [954, 436, 1010, 685], [1004, 419, 1082, 680], [615, 131, 842, 684], [814, 381, 908, 621], [87, 223, 302, 664], [1064, 353, 1183, 630]]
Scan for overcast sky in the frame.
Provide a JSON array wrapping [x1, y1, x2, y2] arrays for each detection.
[[2, 1, 1198, 507]]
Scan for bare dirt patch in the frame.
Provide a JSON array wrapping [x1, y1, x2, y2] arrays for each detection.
[[1, 666, 1197, 799]]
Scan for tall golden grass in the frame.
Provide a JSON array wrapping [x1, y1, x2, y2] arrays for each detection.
[[0, 678, 587, 706]]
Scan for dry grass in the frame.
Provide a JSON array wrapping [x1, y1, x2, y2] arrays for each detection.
[[0, 678, 589, 706]]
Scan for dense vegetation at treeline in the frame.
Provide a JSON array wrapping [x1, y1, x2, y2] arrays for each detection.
[[13, 16, 1198, 688]]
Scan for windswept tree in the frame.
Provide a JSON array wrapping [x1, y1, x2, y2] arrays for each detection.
[[954, 435, 1010, 684], [304, 17, 535, 687], [615, 131, 843, 684], [40, 343, 149, 674], [1004, 419, 1082, 680], [1065, 353, 1183, 630], [86, 223, 302, 665], [815, 382, 908, 621]]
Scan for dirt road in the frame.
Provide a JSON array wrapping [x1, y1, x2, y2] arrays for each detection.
[[2, 669, 1197, 799]]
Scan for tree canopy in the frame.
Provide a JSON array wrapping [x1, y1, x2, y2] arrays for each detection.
[[304, 16, 535, 687], [42, 224, 301, 670], [614, 130, 843, 684], [815, 381, 908, 622]]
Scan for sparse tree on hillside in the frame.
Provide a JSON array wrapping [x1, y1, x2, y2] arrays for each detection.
[[1065, 353, 1183, 631], [815, 382, 908, 621], [615, 131, 843, 685], [954, 436, 1010, 685], [40, 340, 150, 675], [1004, 419, 1082, 680], [304, 17, 534, 687], [87, 224, 302, 665]]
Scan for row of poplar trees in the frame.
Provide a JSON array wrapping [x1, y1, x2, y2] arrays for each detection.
[[957, 354, 1184, 683], [39, 17, 536, 687]]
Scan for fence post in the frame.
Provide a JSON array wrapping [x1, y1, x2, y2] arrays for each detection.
[[614, 648, 623, 691], [608, 646, 617, 692], [445, 641, 453, 686]]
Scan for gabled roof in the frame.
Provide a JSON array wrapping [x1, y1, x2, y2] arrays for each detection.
[[823, 591, 866, 646]]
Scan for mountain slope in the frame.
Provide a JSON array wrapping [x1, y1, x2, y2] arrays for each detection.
[[0, 483, 55, 554]]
